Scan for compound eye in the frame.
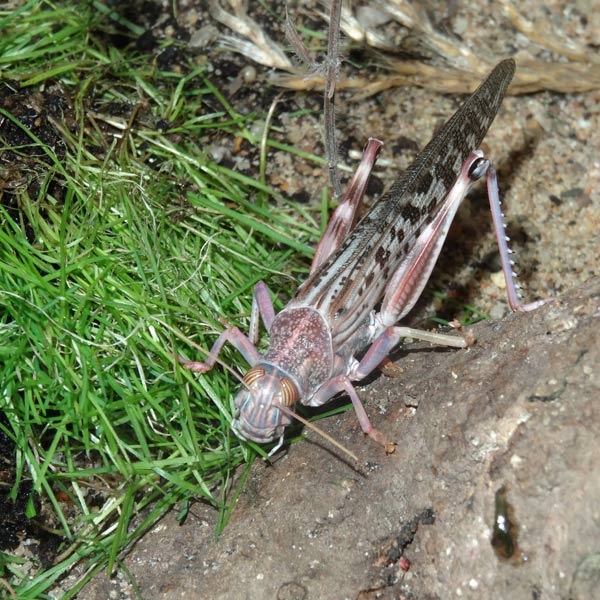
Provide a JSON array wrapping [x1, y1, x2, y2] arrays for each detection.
[[279, 376, 299, 407], [243, 367, 265, 387], [468, 156, 489, 180]]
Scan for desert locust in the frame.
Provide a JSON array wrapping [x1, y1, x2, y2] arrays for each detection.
[[180, 59, 548, 453]]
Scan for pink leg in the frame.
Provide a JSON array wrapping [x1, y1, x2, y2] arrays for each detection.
[[379, 150, 551, 326], [486, 166, 554, 312], [311, 374, 395, 452], [311, 138, 383, 274], [179, 326, 261, 372], [307, 325, 469, 451], [351, 326, 468, 381], [248, 280, 275, 342], [180, 280, 275, 372]]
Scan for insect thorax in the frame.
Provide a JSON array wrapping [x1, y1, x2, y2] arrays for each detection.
[[263, 306, 334, 396]]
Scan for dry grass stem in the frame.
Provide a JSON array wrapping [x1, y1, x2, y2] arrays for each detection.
[[214, 0, 600, 96]]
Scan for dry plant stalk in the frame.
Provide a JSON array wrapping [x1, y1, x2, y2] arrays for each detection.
[[211, 0, 600, 97]]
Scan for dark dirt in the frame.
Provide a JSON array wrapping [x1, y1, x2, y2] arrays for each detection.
[[83, 277, 600, 600]]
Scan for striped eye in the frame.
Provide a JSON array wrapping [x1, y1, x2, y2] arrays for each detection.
[[279, 376, 299, 406], [243, 367, 265, 387]]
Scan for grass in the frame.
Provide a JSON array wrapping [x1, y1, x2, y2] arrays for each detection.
[[0, 1, 323, 596], [429, 291, 491, 327]]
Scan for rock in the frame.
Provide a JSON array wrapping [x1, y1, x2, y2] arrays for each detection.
[[84, 278, 600, 599]]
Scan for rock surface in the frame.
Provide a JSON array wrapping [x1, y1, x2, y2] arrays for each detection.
[[85, 278, 600, 599]]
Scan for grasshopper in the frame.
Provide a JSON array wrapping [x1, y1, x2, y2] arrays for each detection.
[[180, 59, 548, 453]]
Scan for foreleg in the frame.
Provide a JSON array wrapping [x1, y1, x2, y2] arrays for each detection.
[[310, 374, 395, 453], [179, 281, 274, 372], [307, 322, 464, 449]]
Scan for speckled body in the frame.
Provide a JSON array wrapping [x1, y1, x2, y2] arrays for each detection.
[[263, 308, 334, 396], [231, 60, 517, 444]]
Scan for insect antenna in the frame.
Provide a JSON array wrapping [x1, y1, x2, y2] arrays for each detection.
[[276, 403, 358, 463]]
